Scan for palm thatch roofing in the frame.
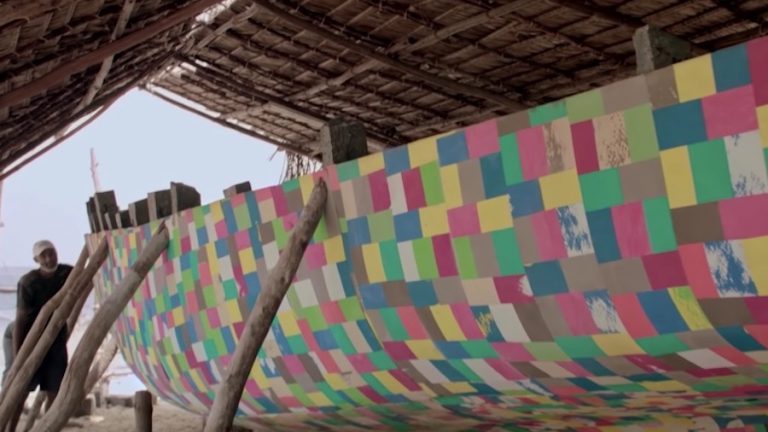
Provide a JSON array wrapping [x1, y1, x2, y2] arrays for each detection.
[[1, 0, 767, 172]]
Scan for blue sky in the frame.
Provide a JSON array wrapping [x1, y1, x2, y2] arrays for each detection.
[[0, 90, 285, 267]]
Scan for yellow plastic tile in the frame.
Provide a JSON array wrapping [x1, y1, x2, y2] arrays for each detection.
[[443, 382, 475, 394], [362, 243, 386, 283], [172, 307, 185, 325], [758, 105, 768, 148], [210, 201, 224, 222], [238, 249, 257, 274], [743, 236, 768, 295], [308, 392, 333, 406], [477, 196, 513, 232], [674, 54, 716, 102], [539, 169, 582, 209], [593, 333, 644, 356], [431, 305, 465, 341], [668, 287, 711, 330], [440, 164, 463, 207], [206, 243, 219, 278], [325, 373, 349, 391], [358, 151, 385, 175], [225, 299, 243, 324], [323, 235, 346, 264], [372, 371, 408, 394], [643, 380, 689, 392], [660, 147, 696, 208], [277, 311, 301, 336], [406, 339, 444, 360], [407, 136, 439, 167], [299, 174, 316, 204], [419, 204, 450, 237]]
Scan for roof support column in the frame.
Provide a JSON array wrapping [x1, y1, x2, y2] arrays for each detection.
[[633, 25, 695, 74], [319, 117, 369, 166]]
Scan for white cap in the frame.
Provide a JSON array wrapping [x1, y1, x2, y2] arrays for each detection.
[[32, 240, 55, 258]]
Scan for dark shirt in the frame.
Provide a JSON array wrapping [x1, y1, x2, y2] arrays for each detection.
[[16, 264, 72, 357]]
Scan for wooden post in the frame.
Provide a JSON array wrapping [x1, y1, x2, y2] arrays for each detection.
[[21, 392, 44, 432], [202, 179, 328, 432], [319, 118, 368, 165], [134, 390, 153, 432], [633, 25, 694, 74], [84, 336, 119, 395], [31, 223, 169, 432], [0, 241, 105, 424]]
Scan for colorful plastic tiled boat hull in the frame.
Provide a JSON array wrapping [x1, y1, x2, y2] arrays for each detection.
[[89, 36, 768, 431]]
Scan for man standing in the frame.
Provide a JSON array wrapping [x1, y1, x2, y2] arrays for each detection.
[[8, 241, 72, 431]]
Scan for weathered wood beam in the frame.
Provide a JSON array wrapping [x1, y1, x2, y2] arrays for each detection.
[[31, 225, 170, 432], [0, 241, 108, 426], [0, 0, 226, 111], [70, 0, 137, 115], [247, 0, 524, 110], [545, 0, 645, 29], [0, 0, 79, 27], [178, 56, 400, 147], [633, 25, 695, 74], [203, 179, 328, 432], [234, 17, 486, 111], [711, 0, 767, 26], [144, 86, 313, 156], [294, 0, 537, 101]]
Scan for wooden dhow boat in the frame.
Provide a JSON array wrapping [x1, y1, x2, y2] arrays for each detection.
[[87, 36, 768, 431]]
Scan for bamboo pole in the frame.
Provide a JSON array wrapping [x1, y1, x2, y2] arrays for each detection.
[[31, 223, 169, 432], [203, 179, 328, 432], [0, 239, 108, 427]]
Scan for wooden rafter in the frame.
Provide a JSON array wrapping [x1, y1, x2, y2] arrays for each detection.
[[0, 0, 227, 111], [229, 16, 481, 112], [246, 0, 525, 110]]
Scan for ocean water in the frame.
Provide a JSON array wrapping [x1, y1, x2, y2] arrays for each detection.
[[0, 267, 143, 396]]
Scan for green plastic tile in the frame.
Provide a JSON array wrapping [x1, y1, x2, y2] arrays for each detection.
[[624, 104, 659, 162], [492, 228, 524, 275], [643, 197, 677, 253], [556, 336, 605, 358], [420, 161, 445, 206], [529, 100, 567, 125], [500, 134, 524, 185], [636, 334, 688, 356], [689, 139, 733, 203], [369, 211, 395, 242], [580, 169, 624, 211], [412, 238, 439, 280], [566, 90, 605, 122]]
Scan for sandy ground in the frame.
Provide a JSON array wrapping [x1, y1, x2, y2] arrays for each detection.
[[19, 401, 205, 432]]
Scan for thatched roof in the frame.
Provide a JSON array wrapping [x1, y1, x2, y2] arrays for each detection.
[[2, 0, 767, 170]]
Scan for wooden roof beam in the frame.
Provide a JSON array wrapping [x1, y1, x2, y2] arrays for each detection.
[[218, 30, 439, 127], [65, 0, 137, 133], [248, 0, 525, 110], [178, 58, 402, 147], [236, 16, 487, 111], [0, 0, 228, 111], [144, 85, 313, 156], [711, 0, 767, 26], [293, 0, 538, 101]]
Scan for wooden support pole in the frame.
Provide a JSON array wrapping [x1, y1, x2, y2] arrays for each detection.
[[134, 390, 153, 432], [21, 392, 45, 432], [0, 244, 89, 406], [24, 261, 101, 432], [84, 336, 119, 396], [202, 179, 328, 432], [0, 239, 108, 427], [31, 223, 169, 432], [633, 25, 695, 74]]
